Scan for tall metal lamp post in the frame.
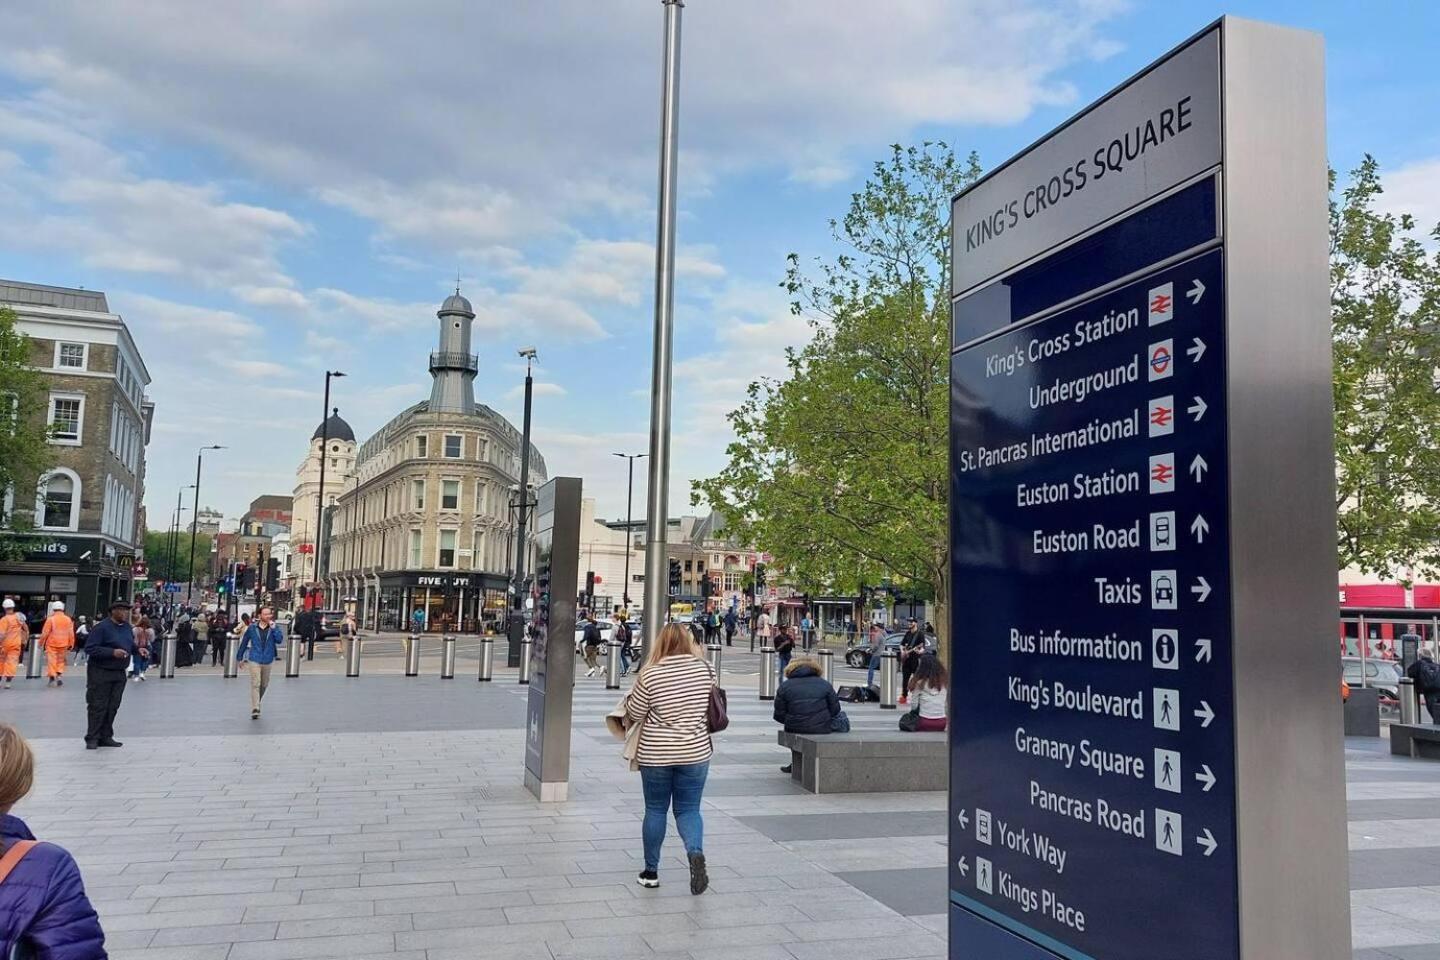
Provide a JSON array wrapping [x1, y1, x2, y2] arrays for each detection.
[[507, 348, 537, 667], [313, 371, 346, 600], [185, 446, 225, 604], [167, 484, 194, 583], [613, 453, 646, 612]]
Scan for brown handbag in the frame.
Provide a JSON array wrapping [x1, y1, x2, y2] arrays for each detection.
[[707, 684, 729, 732]]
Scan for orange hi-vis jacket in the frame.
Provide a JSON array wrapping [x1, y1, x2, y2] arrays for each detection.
[[0, 612, 25, 678], [41, 612, 75, 651]]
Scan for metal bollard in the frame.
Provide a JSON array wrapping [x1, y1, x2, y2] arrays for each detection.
[[1400, 677, 1419, 725], [518, 638, 533, 684], [24, 634, 42, 679], [759, 644, 776, 701], [879, 650, 899, 709], [223, 633, 240, 679], [405, 632, 422, 677], [344, 636, 361, 677], [160, 635, 177, 678], [478, 636, 494, 681], [706, 643, 723, 681], [441, 635, 456, 679], [606, 638, 623, 690], [817, 648, 834, 684], [285, 630, 302, 678]]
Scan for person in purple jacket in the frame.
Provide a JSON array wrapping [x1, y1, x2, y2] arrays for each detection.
[[0, 723, 107, 959]]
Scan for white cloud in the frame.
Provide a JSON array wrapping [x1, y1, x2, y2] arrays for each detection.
[[109, 292, 262, 341], [506, 381, 567, 401], [1384, 158, 1440, 241]]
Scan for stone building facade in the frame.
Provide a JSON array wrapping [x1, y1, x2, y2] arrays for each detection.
[[289, 410, 356, 591], [325, 291, 545, 632], [0, 280, 152, 622]]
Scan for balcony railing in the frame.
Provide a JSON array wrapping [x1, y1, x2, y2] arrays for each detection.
[[429, 351, 479, 374]]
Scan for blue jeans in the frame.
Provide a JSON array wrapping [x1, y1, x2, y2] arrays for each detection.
[[867, 651, 879, 687], [620, 645, 632, 675], [639, 761, 709, 871]]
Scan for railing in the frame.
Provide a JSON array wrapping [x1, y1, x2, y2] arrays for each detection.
[[429, 351, 478, 373]]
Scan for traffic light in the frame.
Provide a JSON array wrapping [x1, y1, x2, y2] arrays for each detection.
[[701, 575, 712, 599], [217, 578, 227, 595], [266, 557, 281, 591], [236, 562, 253, 591], [585, 570, 595, 608], [668, 559, 681, 598], [753, 563, 766, 598]]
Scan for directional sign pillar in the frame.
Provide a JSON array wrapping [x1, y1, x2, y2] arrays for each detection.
[[947, 18, 1346, 960]]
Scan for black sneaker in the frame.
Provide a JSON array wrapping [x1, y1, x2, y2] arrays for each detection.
[[688, 852, 709, 896], [636, 870, 660, 889], [84, 740, 98, 750], [97, 739, 123, 748], [780, 764, 793, 774], [251, 710, 260, 720]]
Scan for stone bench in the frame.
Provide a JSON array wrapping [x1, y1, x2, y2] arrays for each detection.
[[777, 729, 947, 794], [1389, 723, 1440, 760]]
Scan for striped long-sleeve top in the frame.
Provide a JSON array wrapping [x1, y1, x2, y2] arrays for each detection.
[[626, 654, 716, 767]]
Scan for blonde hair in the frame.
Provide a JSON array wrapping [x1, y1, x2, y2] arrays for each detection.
[[643, 623, 700, 669], [784, 656, 822, 678], [0, 723, 35, 813]]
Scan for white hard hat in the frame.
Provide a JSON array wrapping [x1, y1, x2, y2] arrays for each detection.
[[51, 601, 65, 612], [2, 599, 13, 609]]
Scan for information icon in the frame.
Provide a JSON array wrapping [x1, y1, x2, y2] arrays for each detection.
[[1152, 629, 1180, 670]]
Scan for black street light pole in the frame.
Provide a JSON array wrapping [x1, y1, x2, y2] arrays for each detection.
[[507, 349, 537, 667], [313, 371, 346, 601], [168, 485, 193, 583], [186, 446, 224, 605], [613, 452, 646, 611]]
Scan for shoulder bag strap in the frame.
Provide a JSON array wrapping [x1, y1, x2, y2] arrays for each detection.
[[0, 840, 39, 884]]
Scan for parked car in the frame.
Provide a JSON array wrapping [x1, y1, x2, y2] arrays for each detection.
[[1342, 656, 1403, 712], [845, 632, 905, 668], [316, 610, 347, 641]]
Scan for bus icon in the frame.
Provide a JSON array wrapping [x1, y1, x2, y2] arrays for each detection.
[[1150, 511, 1176, 551]]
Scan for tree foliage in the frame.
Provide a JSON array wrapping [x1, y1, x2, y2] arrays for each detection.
[[142, 529, 213, 584], [0, 306, 50, 561], [1332, 156, 1440, 579], [694, 144, 981, 644]]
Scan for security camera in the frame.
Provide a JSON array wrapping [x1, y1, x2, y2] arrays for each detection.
[[517, 347, 537, 360]]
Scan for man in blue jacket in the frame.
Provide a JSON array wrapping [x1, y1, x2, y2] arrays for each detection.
[[84, 599, 143, 750], [236, 606, 284, 720]]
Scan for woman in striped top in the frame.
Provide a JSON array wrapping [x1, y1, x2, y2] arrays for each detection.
[[624, 623, 715, 894]]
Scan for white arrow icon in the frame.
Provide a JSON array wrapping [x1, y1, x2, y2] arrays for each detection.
[[1192, 577, 1211, 603], [1191, 515, 1210, 542], [1195, 638, 1213, 663], [1188, 396, 1207, 421], [1194, 700, 1215, 728], [1195, 765, 1216, 792], [1186, 279, 1206, 305], [957, 856, 970, 877], [1187, 337, 1207, 362], [1197, 829, 1218, 856], [957, 810, 970, 830], [1189, 455, 1208, 482]]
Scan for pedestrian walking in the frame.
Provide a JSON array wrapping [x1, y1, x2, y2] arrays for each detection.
[[800, 614, 813, 651], [622, 623, 714, 895], [1407, 648, 1440, 724], [84, 599, 143, 749], [236, 606, 284, 720], [0, 723, 109, 957], [0, 599, 25, 691], [582, 613, 603, 678], [774, 623, 796, 675], [723, 608, 736, 647], [129, 617, 155, 682], [774, 656, 850, 773], [339, 612, 359, 659], [898, 619, 923, 705], [411, 606, 425, 635], [865, 622, 885, 689], [902, 653, 949, 732], [756, 608, 772, 648], [40, 602, 76, 687], [73, 616, 90, 666], [208, 613, 229, 666], [616, 617, 634, 677]]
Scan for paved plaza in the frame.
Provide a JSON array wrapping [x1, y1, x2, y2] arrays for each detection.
[[1, 662, 1437, 958]]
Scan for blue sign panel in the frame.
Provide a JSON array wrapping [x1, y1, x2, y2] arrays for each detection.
[[949, 247, 1234, 960]]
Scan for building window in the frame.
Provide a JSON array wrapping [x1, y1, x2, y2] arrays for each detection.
[[330, 458, 337, 468], [411, 479, 425, 510], [475, 483, 486, 514], [473, 530, 484, 570], [48, 395, 83, 444], [415, 435, 428, 458], [477, 438, 488, 462], [438, 529, 457, 568], [54, 342, 87, 370], [441, 479, 459, 510], [35, 470, 80, 531], [444, 434, 462, 458], [684, 559, 693, 572], [409, 529, 422, 568]]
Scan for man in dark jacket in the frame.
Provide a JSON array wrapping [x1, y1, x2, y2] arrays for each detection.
[[1406, 648, 1440, 723], [773, 657, 847, 773], [84, 599, 143, 749]]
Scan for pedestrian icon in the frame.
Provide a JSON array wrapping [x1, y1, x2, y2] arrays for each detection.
[[1153, 688, 1180, 731], [976, 808, 992, 846], [1150, 511, 1176, 552], [1148, 339, 1174, 381], [1154, 748, 1182, 794], [1148, 395, 1175, 438], [1149, 453, 1175, 494], [1148, 282, 1174, 326], [1151, 571, 1177, 610], [976, 856, 994, 895], [1152, 629, 1180, 670], [1155, 809, 1184, 856]]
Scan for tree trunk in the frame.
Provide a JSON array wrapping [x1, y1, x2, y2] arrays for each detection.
[[932, 548, 951, 664]]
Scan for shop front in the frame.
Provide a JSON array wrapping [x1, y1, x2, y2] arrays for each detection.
[[0, 535, 133, 631], [375, 570, 510, 634]]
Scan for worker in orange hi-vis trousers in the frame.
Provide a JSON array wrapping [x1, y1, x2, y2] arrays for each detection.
[[41, 600, 76, 687], [0, 598, 25, 689]]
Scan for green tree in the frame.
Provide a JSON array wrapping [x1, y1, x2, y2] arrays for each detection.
[[1332, 156, 1440, 579], [0, 306, 50, 561], [694, 143, 980, 651], [142, 529, 212, 583]]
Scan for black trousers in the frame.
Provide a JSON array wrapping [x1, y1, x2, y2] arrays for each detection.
[[85, 664, 126, 743], [901, 656, 918, 698], [725, 628, 734, 646], [1425, 693, 1440, 725]]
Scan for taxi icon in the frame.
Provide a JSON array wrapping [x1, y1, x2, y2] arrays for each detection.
[[1154, 574, 1175, 605]]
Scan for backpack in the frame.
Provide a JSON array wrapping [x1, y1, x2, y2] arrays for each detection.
[[1420, 658, 1440, 692]]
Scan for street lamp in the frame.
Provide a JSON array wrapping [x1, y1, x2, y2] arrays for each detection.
[[507, 349, 537, 667], [186, 446, 225, 604], [613, 453, 647, 611], [168, 484, 195, 584], [313, 371, 347, 595]]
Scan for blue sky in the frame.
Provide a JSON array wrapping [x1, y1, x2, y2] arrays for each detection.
[[0, 1, 1435, 529]]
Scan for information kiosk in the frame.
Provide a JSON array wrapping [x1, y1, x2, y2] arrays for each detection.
[[948, 18, 1349, 960]]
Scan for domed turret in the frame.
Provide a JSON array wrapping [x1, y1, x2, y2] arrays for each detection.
[[430, 286, 477, 414], [312, 407, 355, 443]]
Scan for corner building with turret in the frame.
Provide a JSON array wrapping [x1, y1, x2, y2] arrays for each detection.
[[323, 291, 546, 632]]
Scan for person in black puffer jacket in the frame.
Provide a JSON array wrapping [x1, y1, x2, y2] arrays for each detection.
[[774, 657, 849, 773]]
